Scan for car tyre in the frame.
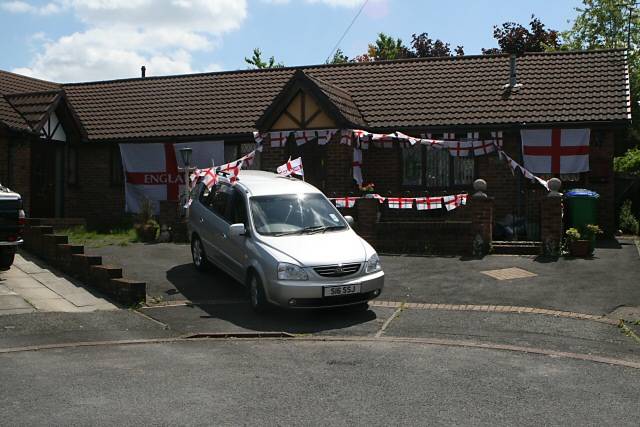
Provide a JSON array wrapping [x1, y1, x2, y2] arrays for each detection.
[[249, 273, 269, 313], [191, 235, 209, 272], [0, 248, 15, 271]]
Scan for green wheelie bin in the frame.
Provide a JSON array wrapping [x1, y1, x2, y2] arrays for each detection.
[[564, 188, 600, 248]]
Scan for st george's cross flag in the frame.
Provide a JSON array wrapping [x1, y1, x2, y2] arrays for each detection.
[[277, 157, 304, 177], [119, 141, 224, 213], [521, 129, 590, 174]]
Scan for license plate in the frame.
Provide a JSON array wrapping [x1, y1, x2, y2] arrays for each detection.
[[324, 284, 360, 297]]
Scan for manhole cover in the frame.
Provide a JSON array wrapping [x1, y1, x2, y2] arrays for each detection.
[[481, 267, 538, 281]]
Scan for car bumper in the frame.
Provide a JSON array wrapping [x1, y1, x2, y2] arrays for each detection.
[[265, 270, 385, 308]]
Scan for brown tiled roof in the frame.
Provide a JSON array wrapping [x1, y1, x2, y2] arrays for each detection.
[[4, 90, 62, 131], [304, 73, 367, 127], [6, 49, 629, 141], [0, 70, 60, 132]]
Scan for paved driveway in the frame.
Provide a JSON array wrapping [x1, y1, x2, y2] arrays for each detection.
[[90, 238, 640, 315], [0, 253, 117, 315]]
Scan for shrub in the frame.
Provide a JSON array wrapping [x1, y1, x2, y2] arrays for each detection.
[[565, 227, 581, 241], [584, 224, 603, 239], [619, 200, 639, 235], [614, 148, 640, 175]]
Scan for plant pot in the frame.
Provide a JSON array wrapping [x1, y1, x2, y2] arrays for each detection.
[[135, 223, 158, 243], [568, 239, 590, 257]]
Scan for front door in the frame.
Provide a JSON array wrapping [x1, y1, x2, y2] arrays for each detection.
[[30, 143, 58, 218]]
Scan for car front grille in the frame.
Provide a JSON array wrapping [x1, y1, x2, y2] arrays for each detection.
[[313, 263, 361, 278]]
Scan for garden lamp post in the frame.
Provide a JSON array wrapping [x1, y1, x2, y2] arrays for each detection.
[[178, 147, 193, 214]]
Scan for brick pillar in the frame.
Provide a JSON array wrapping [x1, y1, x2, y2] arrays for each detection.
[[470, 197, 494, 256], [540, 178, 563, 256], [355, 197, 378, 248], [159, 200, 188, 242]]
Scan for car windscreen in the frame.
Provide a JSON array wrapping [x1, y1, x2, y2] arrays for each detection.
[[249, 193, 348, 236]]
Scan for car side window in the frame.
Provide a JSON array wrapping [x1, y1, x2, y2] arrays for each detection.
[[229, 190, 247, 225], [201, 183, 234, 221]]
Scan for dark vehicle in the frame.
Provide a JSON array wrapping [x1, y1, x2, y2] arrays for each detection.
[[0, 185, 25, 270]]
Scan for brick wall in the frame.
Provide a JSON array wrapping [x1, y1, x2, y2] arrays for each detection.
[[64, 143, 126, 228], [540, 196, 563, 254], [0, 132, 9, 186], [10, 138, 31, 213]]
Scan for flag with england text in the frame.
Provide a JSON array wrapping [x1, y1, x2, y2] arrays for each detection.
[[120, 141, 224, 213]]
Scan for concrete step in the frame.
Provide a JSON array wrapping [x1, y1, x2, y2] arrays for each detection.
[[492, 241, 542, 255]]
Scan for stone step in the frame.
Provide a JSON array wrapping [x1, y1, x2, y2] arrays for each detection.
[[492, 241, 542, 255]]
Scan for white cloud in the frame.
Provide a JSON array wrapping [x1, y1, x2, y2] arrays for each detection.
[[12, 0, 246, 82], [261, 0, 365, 7], [1, 0, 62, 14]]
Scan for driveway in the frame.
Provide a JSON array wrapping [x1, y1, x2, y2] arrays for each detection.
[[89, 238, 640, 315]]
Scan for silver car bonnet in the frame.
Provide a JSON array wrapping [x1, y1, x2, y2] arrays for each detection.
[[256, 229, 368, 267]]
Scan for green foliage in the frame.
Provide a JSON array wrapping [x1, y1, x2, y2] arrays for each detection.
[[565, 227, 582, 241], [614, 147, 640, 175], [367, 33, 412, 60], [62, 226, 138, 248], [328, 48, 349, 64], [584, 224, 603, 239], [410, 33, 464, 57], [620, 200, 640, 234], [137, 198, 155, 225], [245, 48, 284, 69]]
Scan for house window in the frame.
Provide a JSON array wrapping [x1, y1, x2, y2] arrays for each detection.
[[110, 146, 124, 186], [67, 146, 78, 185], [401, 144, 422, 186], [402, 133, 476, 188]]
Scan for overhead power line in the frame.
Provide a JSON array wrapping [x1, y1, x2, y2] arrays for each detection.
[[324, 0, 370, 63]]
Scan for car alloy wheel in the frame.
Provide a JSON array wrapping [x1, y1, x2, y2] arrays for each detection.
[[192, 239, 203, 267]]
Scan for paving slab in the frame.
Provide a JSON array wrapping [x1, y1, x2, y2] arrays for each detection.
[[3, 277, 45, 289], [63, 291, 105, 307], [27, 298, 83, 312], [13, 286, 61, 301], [0, 285, 16, 296], [0, 295, 33, 310]]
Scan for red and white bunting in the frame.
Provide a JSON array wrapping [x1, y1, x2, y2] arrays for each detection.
[[415, 196, 442, 210], [352, 148, 363, 185], [498, 149, 549, 190], [387, 197, 414, 209], [331, 196, 359, 208], [472, 139, 496, 156], [269, 131, 290, 148], [277, 157, 304, 177]]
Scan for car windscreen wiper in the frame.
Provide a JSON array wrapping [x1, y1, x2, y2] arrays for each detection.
[[305, 225, 345, 234]]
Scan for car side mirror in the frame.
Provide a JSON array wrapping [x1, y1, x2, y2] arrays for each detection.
[[343, 215, 355, 227], [229, 223, 247, 237]]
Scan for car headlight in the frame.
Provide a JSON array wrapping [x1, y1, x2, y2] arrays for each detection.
[[277, 262, 309, 280], [365, 253, 382, 273]]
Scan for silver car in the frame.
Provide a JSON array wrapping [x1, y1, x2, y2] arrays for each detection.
[[187, 170, 384, 311]]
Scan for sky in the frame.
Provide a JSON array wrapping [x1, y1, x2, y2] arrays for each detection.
[[0, 0, 583, 83]]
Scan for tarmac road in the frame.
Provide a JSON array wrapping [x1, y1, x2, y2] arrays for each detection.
[[1, 338, 638, 426]]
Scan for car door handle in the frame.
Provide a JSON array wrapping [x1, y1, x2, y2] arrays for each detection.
[[199, 217, 204, 223], [221, 233, 227, 239]]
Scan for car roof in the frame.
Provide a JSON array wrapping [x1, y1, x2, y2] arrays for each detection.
[[235, 170, 323, 197]]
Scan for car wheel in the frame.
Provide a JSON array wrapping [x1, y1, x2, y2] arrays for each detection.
[[249, 273, 269, 313], [191, 236, 209, 271], [0, 250, 14, 271]]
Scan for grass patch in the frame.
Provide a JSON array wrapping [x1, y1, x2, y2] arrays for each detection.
[[60, 226, 138, 248]]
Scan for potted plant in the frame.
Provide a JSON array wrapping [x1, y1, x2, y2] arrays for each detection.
[[359, 182, 376, 197], [583, 224, 603, 255], [134, 199, 159, 243], [565, 228, 590, 257]]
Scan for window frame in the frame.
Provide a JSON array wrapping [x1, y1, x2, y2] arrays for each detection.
[[400, 144, 476, 191]]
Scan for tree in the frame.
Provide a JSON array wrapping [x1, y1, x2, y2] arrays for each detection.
[[245, 48, 284, 69], [482, 15, 561, 55], [410, 33, 464, 57], [328, 48, 350, 64], [366, 33, 412, 61]]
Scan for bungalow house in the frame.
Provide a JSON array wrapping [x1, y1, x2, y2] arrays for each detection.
[[0, 49, 630, 250]]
